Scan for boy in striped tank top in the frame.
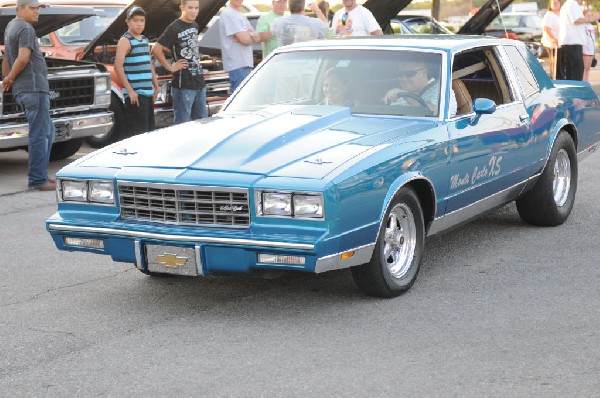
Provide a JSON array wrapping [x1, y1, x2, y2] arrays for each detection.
[[114, 6, 158, 137]]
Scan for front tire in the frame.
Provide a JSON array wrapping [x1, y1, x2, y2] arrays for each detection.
[[49, 138, 83, 161], [351, 187, 425, 298], [516, 130, 577, 226]]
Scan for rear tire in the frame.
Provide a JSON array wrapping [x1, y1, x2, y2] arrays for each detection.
[[351, 187, 425, 298], [49, 138, 83, 161], [85, 94, 125, 148], [516, 130, 577, 226]]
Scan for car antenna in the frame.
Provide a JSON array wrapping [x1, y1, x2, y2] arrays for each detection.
[[495, 0, 509, 39]]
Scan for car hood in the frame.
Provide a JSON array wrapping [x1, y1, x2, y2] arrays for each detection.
[[364, 0, 412, 33], [81, 0, 228, 58], [71, 105, 436, 180], [458, 0, 515, 35], [0, 6, 95, 45]]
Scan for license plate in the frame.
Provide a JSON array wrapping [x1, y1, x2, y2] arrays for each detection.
[[145, 245, 199, 276]]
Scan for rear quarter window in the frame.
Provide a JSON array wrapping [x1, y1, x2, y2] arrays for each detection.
[[504, 45, 539, 98]]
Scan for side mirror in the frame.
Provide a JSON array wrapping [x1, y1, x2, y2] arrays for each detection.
[[470, 98, 496, 125]]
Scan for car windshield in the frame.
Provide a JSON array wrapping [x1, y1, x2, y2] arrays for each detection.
[[55, 6, 124, 44], [226, 49, 444, 118]]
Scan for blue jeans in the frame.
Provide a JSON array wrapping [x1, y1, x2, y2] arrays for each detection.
[[228, 67, 252, 93], [172, 87, 208, 124], [16, 92, 55, 189]]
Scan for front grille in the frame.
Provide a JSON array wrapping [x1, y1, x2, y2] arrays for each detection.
[[118, 182, 250, 227], [2, 77, 95, 116]]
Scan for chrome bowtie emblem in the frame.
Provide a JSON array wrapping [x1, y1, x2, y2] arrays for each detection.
[[48, 91, 60, 99], [156, 253, 189, 268]]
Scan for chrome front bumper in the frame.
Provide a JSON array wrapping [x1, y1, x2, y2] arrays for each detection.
[[0, 111, 113, 149]]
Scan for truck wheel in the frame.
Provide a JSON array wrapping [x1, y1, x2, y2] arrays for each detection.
[[49, 138, 83, 161], [85, 94, 124, 148], [351, 187, 425, 298], [516, 131, 577, 226]]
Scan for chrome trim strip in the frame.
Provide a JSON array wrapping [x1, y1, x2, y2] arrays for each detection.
[[134, 240, 143, 270], [578, 141, 599, 161], [47, 224, 314, 250], [314, 243, 375, 273], [195, 245, 204, 276], [0, 112, 113, 149], [428, 176, 535, 236]]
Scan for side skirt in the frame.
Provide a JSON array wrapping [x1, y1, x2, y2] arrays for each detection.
[[427, 175, 539, 236]]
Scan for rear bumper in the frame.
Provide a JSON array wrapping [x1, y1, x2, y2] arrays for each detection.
[[0, 111, 113, 149]]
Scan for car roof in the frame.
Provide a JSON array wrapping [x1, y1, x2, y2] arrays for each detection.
[[275, 34, 505, 54]]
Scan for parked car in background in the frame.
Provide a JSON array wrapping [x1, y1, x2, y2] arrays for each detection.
[[47, 35, 600, 297], [485, 12, 543, 56], [1, 0, 231, 148], [391, 14, 454, 34], [0, 6, 113, 160]]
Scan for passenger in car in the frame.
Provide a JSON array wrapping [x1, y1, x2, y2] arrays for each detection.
[[382, 61, 457, 117], [321, 67, 355, 106]]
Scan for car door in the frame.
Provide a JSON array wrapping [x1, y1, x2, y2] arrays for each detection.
[[444, 46, 532, 215]]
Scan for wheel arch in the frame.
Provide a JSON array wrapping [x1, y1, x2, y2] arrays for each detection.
[[381, 173, 436, 232], [550, 119, 578, 154]]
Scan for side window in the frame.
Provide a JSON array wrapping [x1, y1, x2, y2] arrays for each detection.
[[451, 47, 514, 114], [504, 45, 539, 98]]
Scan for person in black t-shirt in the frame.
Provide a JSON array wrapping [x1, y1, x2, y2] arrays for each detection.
[[152, 0, 207, 124]]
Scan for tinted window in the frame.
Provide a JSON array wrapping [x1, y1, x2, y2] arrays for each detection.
[[504, 45, 539, 98]]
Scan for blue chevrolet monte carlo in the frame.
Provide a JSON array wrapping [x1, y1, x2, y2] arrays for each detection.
[[46, 36, 600, 297]]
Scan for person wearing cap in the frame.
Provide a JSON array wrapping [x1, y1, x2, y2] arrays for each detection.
[[2, 0, 56, 191], [114, 6, 158, 136], [152, 0, 207, 124]]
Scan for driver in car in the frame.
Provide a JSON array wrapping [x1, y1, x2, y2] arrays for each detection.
[[383, 61, 457, 117]]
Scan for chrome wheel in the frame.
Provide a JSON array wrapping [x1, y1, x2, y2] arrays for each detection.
[[553, 149, 571, 207], [382, 203, 416, 280]]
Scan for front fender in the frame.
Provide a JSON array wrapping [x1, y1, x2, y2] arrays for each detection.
[[381, 172, 436, 225]]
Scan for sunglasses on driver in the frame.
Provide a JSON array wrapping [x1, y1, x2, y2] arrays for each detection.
[[398, 68, 425, 78]]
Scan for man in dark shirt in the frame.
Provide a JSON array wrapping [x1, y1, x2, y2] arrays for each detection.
[[152, 0, 207, 124], [2, 0, 55, 190]]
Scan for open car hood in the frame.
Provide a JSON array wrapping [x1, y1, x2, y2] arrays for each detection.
[[364, 0, 412, 33], [458, 0, 515, 35], [0, 6, 95, 45], [82, 0, 228, 58]]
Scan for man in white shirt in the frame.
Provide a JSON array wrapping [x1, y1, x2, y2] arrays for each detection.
[[331, 0, 382, 37], [557, 0, 599, 80]]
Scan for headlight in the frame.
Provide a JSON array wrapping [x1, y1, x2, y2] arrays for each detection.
[[293, 194, 323, 218], [62, 180, 87, 202], [89, 181, 114, 203], [59, 179, 114, 205], [95, 76, 109, 93], [258, 191, 324, 219], [262, 192, 292, 216]]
